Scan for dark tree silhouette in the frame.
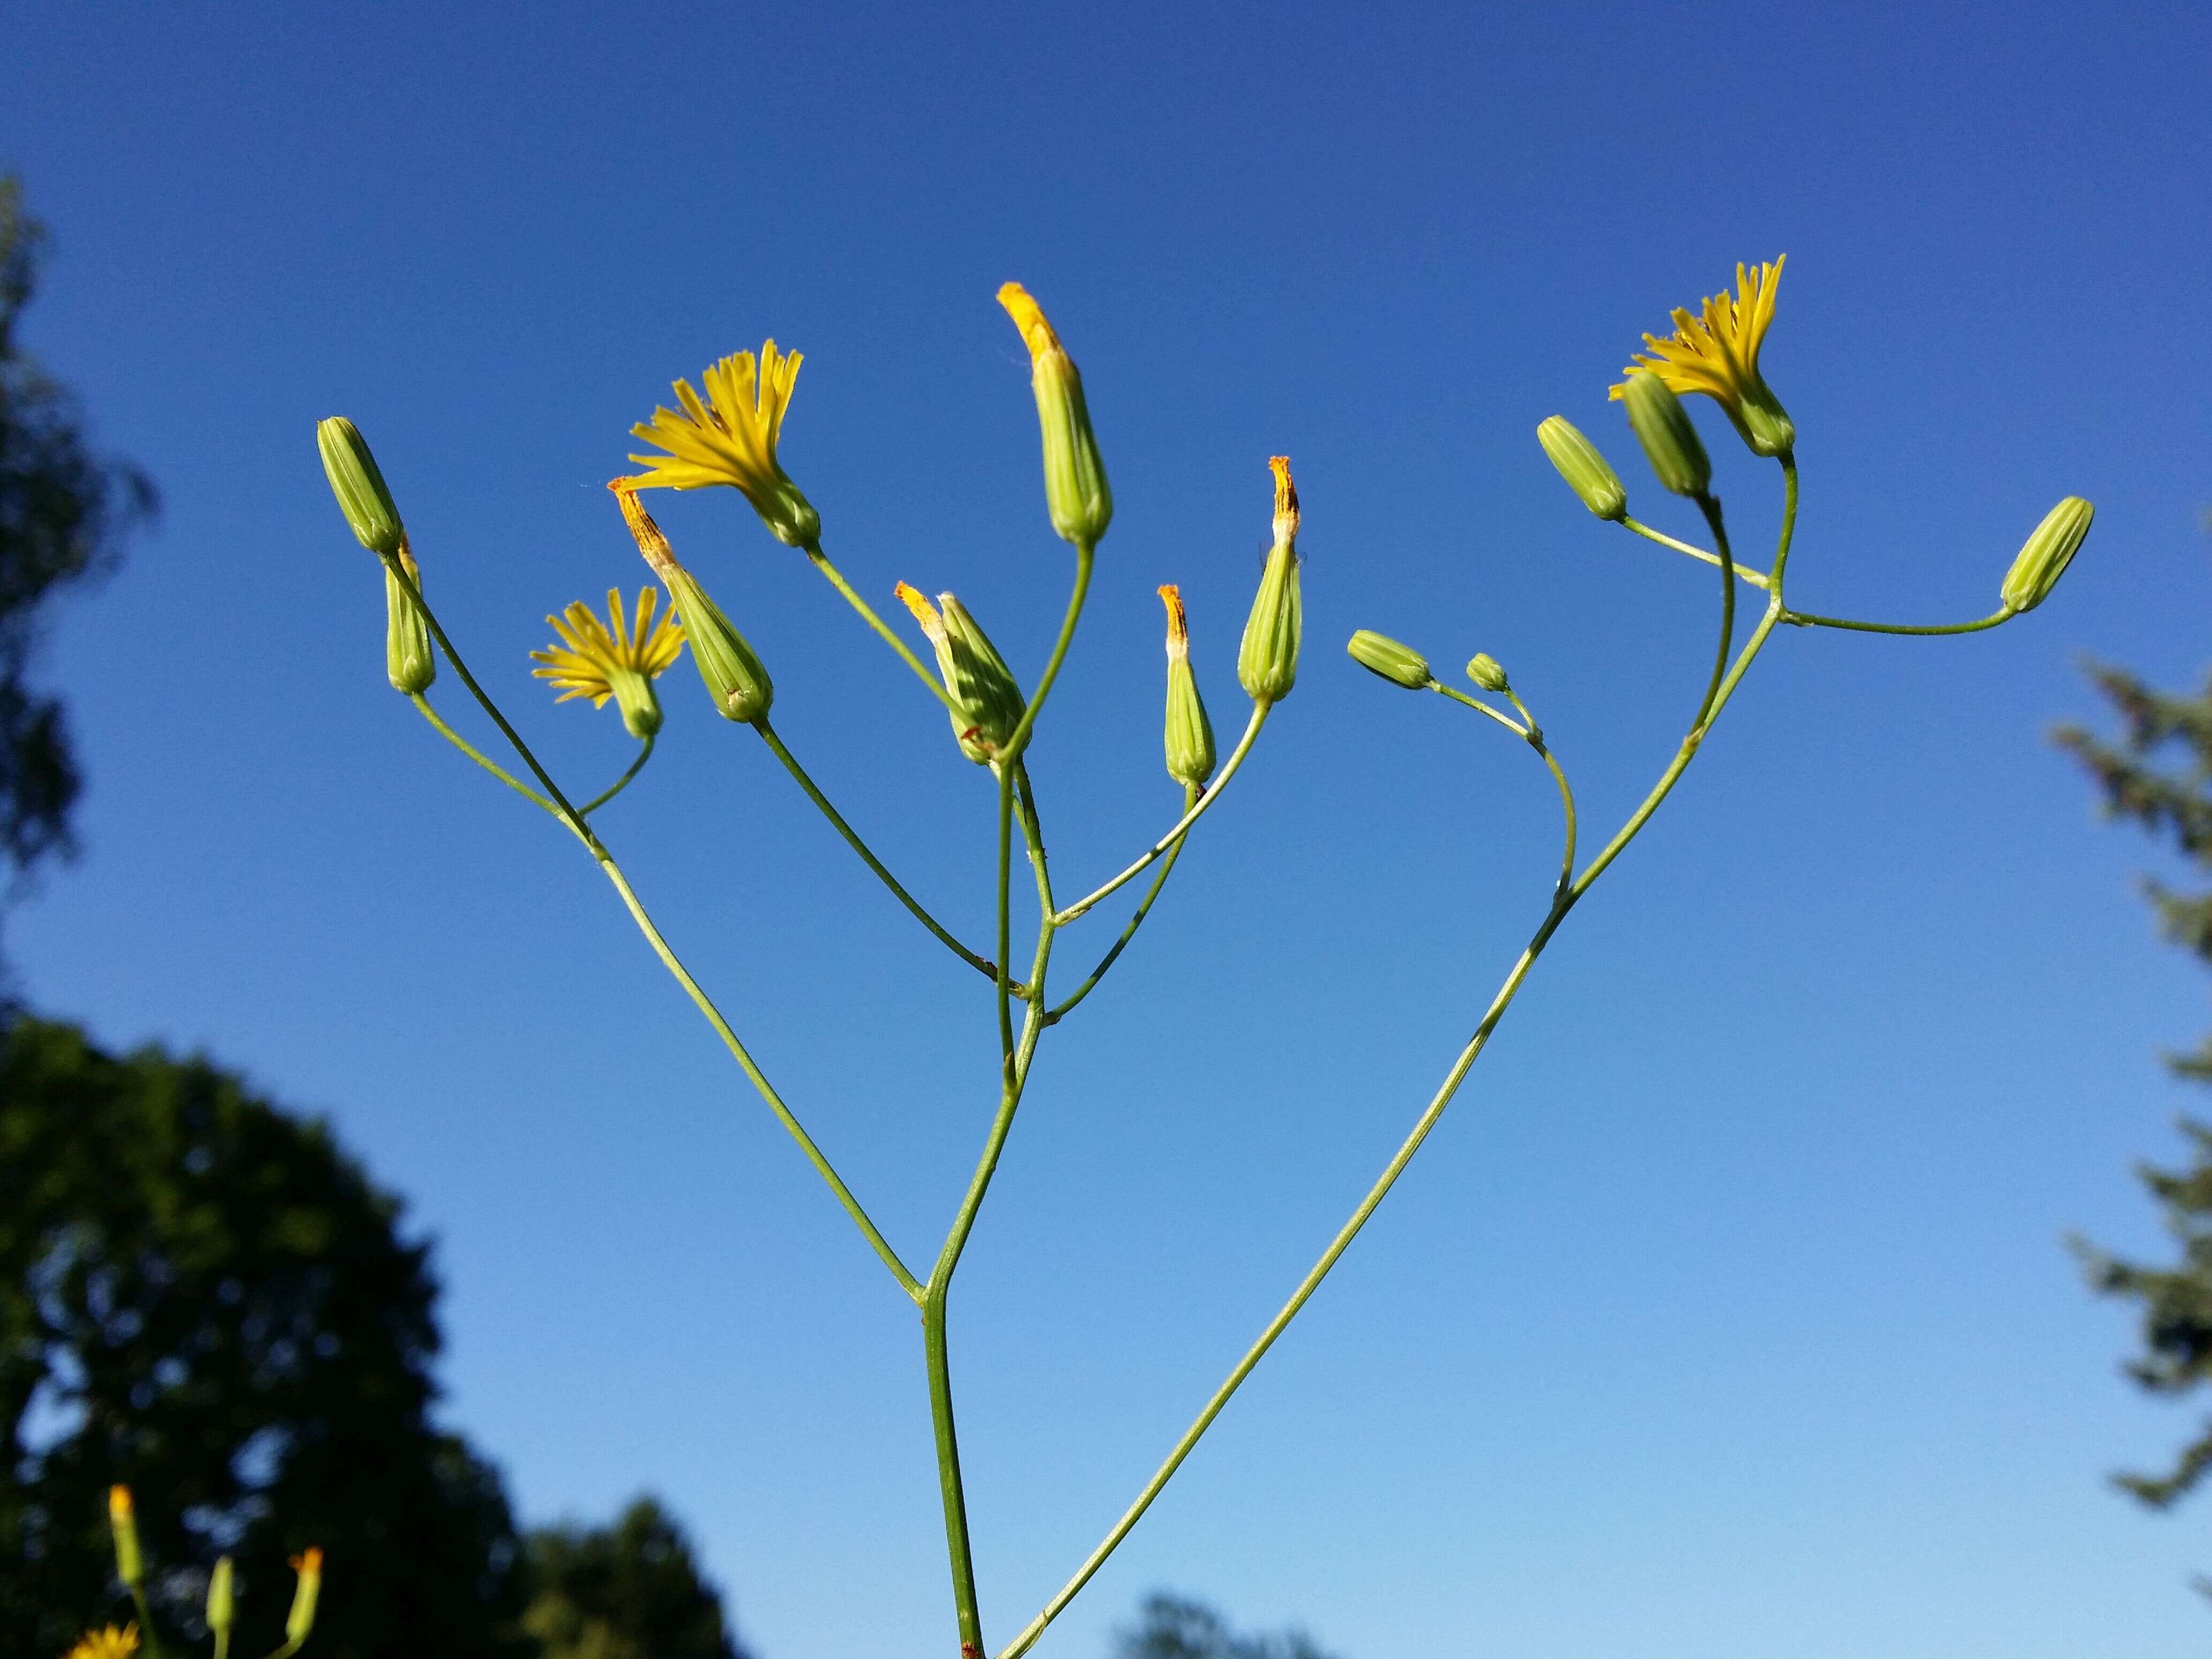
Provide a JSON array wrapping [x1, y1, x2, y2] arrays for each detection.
[[522, 1496, 752, 1659], [0, 1017, 534, 1659], [0, 176, 153, 913], [1114, 1593, 1341, 1659]]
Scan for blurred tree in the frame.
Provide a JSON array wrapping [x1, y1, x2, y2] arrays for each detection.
[[2060, 660, 2212, 1521], [0, 175, 153, 920], [0, 1017, 534, 1659], [521, 1497, 751, 1659], [1114, 1593, 1340, 1659]]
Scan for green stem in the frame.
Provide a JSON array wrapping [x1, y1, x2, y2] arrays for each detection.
[[1000, 463, 1809, 1659], [997, 541, 1095, 764], [127, 1583, 167, 1659], [1688, 492, 1737, 731], [1055, 702, 1271, 924], [1621, 515, 1771, 589], [1432, 682, 1528, 737], [804, 541, 962, 714], [409, 694, 560, 818], [398, 572, 920, 1299], [1782, 607, 2011, 636], [578, 734, 655, 816], [1046, 782, 1199, 1025], [758, 721, 1002, 983]]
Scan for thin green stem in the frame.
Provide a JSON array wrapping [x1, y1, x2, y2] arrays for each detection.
[[1432, 682, 1528, 737], [1688, 493, 1737, 731], [409, 694, 561, 818], [804, 541, 961, 714], [1055, 702, 1271, 924], [1046, 781, 1200, 1025], [1621, 515, 1771, 589], [1003, 457, 1812, 1659], [127, 1584, 167, 1659], [1782, 607, 2011, 636], [997, 542, 1095, 764], [758, 720, 1001, 983], [578, 734, 655, 816]]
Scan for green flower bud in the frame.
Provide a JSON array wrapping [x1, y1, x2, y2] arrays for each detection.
[[108, 1486, 141, 1589], [1467, 653, 1509, 693], [1159, 586, 1216, 787], [1347, 629, 1432, 690], [317, 416, 406, 556], [1621, 372, 1710, 499], [2000, 496, 2095, 615], [384, 548, 436, 695], [207, 1555, 235, 1639], [897, 584, 1029, 765], [286, 1548, 324, 1646], [614, 487, 773, 725], [1238, 457, 1304, 706], [1000, 284, 1112, 547], [1536, 416, 1628, 521]]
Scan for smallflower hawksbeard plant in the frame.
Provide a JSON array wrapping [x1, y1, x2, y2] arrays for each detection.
[[311, 261, 2093, 1657]]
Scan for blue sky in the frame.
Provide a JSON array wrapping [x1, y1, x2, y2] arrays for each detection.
[[7, 2, 2212, 1654]]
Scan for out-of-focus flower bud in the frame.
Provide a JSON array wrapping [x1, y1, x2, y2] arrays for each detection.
[[108, 1486, 142, 1589], [1536, 417, 1629, 521], [1159, 586, 1216, 787], [207, 1555, 235, 1640], [1238, 457, 1304, 706], [999, 283, 1112, 548], [1621, 372, 1710, 498], [384, 548, 436, 694], [613, 484, 772, 725], [316, 417, 406, 556], [1999, 497, 2095, 615], [286, 1548, 324, 1647], [1347, 629, 1432, 690], [1467, 653, 1509, 693]]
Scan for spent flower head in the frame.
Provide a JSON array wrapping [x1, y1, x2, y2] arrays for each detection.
[[629, 343, 821, 547], [1612, 258, 1795, 457], [532, 587, 685, 739]]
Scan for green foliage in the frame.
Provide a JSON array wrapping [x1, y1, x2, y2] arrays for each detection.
[[1114, 1594, 1340, 1659], [2059, 662, 2212, 1511], [521, 1497, 749, 1659], [0, 1017, 534, 1659], [0, 176, 153, 901]]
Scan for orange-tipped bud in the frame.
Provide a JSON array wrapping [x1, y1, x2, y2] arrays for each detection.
[[1159, 585, 1215, 788], [998, 282, 1111, 547], [108, 1486, 142, 1587], [286, 1548, 324, 1645], [1239, 458, 1304, 706]]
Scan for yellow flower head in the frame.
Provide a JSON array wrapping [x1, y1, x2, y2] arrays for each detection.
[[531, 587, 686, 739], [65, 1625, 139, 1659], [627, 343, 821, 547], [1611, 258, 1795, 457]]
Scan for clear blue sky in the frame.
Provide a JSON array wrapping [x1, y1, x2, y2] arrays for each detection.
[[8, 3, 2212, 1654]]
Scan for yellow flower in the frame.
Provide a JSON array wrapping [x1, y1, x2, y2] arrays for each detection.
[[627, 343, 821, 547], [1611, 258, 1795, 457], [65, 1624, 139, 1659], [531, 587, 685, 739]]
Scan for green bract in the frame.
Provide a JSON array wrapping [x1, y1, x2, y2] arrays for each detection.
[[2000, 496, 2095, 615], [1347, 629, 1432, 690], [1621, 372, 1710, 498], [1537, 416, 1628, 521], [317, 415, 406, 556]]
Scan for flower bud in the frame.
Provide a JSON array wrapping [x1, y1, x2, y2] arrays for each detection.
[[108, 1486, 141, 1588], [286, 1548, 324, 1646], [897, 582, 1029, 765], [614, 485, 773, 724], [1467, 653, 1509, 693], [1159, 586, 1216, 787], [383, 547, 436, 694], [1347, 629, 1432, 690], [999, 283, 1112, 547], [1238, 457, 1304, 706], [316, 417, 406, 556], [207, 1555, 235, 1639], [1536, 417, 1628, 521], [1621, 372, 1710, 498], [1999, 496, 2095, 615]]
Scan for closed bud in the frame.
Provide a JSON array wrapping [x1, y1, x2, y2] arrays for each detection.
[[286, 1548, 324, 1646], [612, 485, 773, 724], [1536, 416, 1629, 521], [383, 548, 436, 694], [1159, 586, 1216, 787], [1621, 372, 1710, 498], [2000, 496, 2095, 615], [999, 283, 1112, 547], [1467, 653, 1509, 693], [1238, 457, 1304, 705], [316, 417, 406, 556], [207, 1555, 235, 1638], [1347, 629, 1432, 690], [942, 593, 1031, 764], [108, 1486, 141, 1589]]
